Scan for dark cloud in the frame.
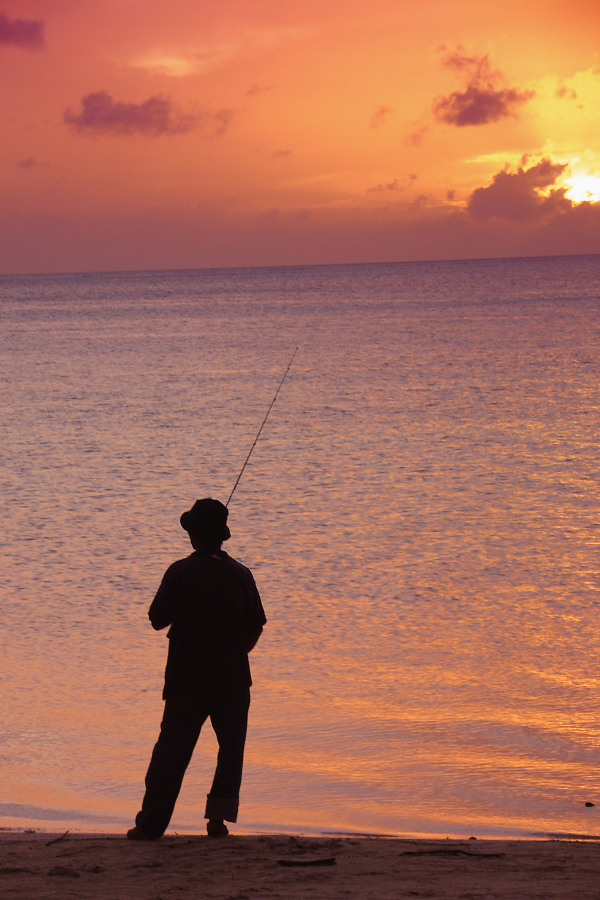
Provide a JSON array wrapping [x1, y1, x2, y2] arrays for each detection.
[[370, 106, 393, 129], [434, 84, 534, 126], [412, 194, 431, 208], [64, 92, 232, 137], [211, 108, 233, 137], [64, 92, 194, 136], [17, 157, 44, 170], [272, 149, 292, 159], [246, 84, 274, 97], [467, 158, 572, 221], [367, 174, 420, 194], [555, 84, 578, 100], [367, 179, 400, 193], [405, 123, 429, 146], [433, 47, 534, 126], [0, 13, 45, 48]]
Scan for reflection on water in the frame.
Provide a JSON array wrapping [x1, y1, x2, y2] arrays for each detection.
[[1, 256, 599, 838]]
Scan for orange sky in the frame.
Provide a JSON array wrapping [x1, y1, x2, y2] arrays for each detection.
[[1, 0, 599, 273]]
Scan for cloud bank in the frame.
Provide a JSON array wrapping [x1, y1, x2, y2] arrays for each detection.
[[433, 47, 534, 126], [0, 13, 45, 48]]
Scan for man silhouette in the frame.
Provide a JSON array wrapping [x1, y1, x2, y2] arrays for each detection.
[[128, 498, 266, 840]]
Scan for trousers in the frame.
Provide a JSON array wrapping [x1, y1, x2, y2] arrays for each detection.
[[135, 685, 250, 838]]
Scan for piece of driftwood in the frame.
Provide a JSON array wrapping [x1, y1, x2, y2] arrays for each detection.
[[45, 831, 70, 846]]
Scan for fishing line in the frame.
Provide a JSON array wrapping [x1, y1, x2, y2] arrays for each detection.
[[226, 346, 299, 507]]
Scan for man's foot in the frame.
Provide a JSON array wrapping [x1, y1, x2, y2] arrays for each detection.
[[127, 826, 161, 841], [206, 819, 229, 838]]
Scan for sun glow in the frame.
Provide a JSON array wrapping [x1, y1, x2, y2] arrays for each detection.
[[562, 173, 600, 204]]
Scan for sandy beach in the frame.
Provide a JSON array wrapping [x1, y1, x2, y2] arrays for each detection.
[[1, 831, 599, 900]]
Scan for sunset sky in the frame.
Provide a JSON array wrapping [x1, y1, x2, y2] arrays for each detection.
[[1, 0, 599, 274]]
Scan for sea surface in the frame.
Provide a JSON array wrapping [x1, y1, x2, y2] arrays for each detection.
[[1, 255, 599, 839]]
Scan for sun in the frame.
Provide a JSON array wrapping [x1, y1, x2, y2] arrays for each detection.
[[562, 173, 600, 204]]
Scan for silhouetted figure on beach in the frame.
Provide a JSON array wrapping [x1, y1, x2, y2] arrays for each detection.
[[128, 499, 266, 840]]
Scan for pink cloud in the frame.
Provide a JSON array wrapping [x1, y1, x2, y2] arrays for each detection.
[[211, 108, 233, 137], [405, 123, 429, 146], [367, 173, 421, 194], [467, 158, 572, 221], [17, 157, 45, 170], [370, 106, 393, 129], [433, 47, 534, 126], [64, 91, 231, 137], [367, 179, 400, 193], [246, 84, 274, 98], [0, 13, 44, 48], [555, 84, 578, 100]]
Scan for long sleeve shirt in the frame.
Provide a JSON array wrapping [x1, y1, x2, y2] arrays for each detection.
[[149, 549, 266, 699]]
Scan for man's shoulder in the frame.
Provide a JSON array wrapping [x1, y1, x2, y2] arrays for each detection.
[[160, 553, 206, 586], [165, 550, 253, 576], [165, 552, 197, 573], [219, 551, 253, 576]]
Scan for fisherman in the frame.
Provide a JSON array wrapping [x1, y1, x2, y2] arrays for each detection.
[[128, 498, 266, 840]]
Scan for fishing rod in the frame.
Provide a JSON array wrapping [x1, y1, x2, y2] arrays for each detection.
[[226, 347, 299, 507]]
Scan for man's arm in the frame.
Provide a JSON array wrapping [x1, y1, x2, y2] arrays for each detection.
[[243, 624, 263, 653], [148, 565, 178, 630]]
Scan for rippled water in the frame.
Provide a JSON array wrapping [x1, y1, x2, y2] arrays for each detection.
[[1, 256, 599, 838]]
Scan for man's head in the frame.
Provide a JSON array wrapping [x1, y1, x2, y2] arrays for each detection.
[[180, 498, 231, 548]]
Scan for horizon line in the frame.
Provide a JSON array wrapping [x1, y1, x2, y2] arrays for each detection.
[[0, 250, 598, 280]]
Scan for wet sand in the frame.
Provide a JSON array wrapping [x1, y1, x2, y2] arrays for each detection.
[[1, 831, 599, 899]]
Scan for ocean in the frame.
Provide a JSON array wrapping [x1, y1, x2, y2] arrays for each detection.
[[1, 255, 599, 838]]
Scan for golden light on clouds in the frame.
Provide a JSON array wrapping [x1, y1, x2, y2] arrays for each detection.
[[562, 172, 600, 204], [128, 51, 222, 78]]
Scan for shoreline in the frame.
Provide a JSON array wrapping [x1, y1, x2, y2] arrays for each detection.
[[1, 830, 599, 899]]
